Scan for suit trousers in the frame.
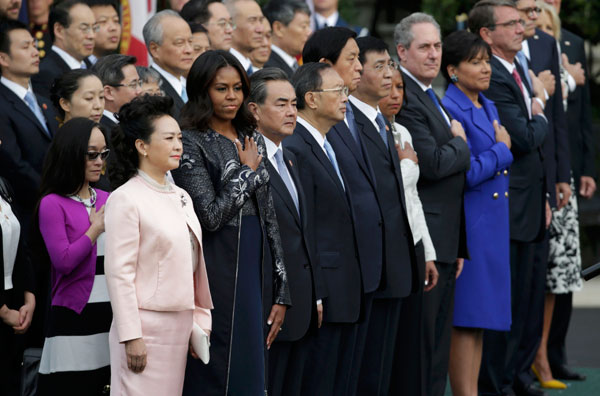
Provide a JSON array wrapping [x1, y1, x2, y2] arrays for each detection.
[[268, 331, 315, 396], [547, 292, 573, 370], [389, 241, 426, 396], [422, 260, 457, 396], [515, 234, 550, 388], [479, 240, 537, 395]]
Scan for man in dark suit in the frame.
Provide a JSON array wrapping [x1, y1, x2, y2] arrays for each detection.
[[545, 26, 596, 383], [31, 0, 96, 99], [470, 1, 549, 395], [247, 68, 322, 396], [0, 19, 58, 226], [143, 10, 193, 119], [512, 1, 571, 392], [86, 0, 122, 65], [284, 62, 362, 395], [350, 36, 419, 395], [311, 0, 367, 36], [395, 12, 471, 396], [262, 0, 311, 77]]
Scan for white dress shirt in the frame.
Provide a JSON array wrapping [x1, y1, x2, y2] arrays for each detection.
[[102, 109, 118, 124], [314, 11, 339, 28], [151, 62, 187, 99], [1, 196, 20, 290], [348, 95, 382, 131], [400, 65, 451, 125], [1, 76, 33, 105], [391, 122, 437, 262], [262, 134, 299, 200], [52, 45, 85, 69], [296, 116, 327, 155], [229, 47, 252, 71], [270, 45, 298, 69]]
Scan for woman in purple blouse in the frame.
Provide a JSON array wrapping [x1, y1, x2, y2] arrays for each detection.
[[35, 118, 112, 396]]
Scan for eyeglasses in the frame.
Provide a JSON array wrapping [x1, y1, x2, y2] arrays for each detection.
[[489, 18, 526, 29], [312, 86, 349, 97], [86, 149, 110, 161], [372, 60, 397, 73], [206, 19, 236, 30], [111, 80, 143, 90], [517, 6, 541, 18], [77, 23, 101, 34]]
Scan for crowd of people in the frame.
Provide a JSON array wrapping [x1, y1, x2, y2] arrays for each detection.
[[0, 0, 596, 395]]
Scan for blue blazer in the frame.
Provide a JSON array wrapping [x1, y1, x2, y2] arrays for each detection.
[[442, 83, 513, 330]]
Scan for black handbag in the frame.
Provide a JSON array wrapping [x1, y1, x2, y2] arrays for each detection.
[[20, 347, 42, 396]]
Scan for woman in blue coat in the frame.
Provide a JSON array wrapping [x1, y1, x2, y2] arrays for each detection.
[[441, 31, 513, 396]]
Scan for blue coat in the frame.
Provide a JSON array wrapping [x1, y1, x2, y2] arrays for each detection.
[[442, 83, 513, 331]]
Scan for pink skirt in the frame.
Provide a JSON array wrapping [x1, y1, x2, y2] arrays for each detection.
[[109, 309, 193, 395]]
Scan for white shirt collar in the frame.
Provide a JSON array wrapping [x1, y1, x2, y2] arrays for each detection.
[[315, 11, 339, 28], [494, 55, 516, 74], [102, 109, 118, 124], [151, 62, 186, 98], [270, 45, 297, 68], [400, 65, 432, 92], [521, 40, 530, 60], [348, 95, 381, 131], [52, 45, 84, 69], [262, 134, 282, 163], [297, 115, 327, 154], [229, 47, 252, 71], [1, 76, 32, 102]]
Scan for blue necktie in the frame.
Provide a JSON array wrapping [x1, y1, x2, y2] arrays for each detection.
[[375, 112, 389, 149], [425, 88, 450, 127], [247, 65, 254, 76], [181, 86, 188, 103], [323, 138, 345, 191], [345, 102, 361, 145], [24, 92, 50, 136], [516, 51, 533, 90], [274, 149, 300, 215]]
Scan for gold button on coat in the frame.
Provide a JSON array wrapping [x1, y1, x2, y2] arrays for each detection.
[[496, 171, 501, 176], [505, 192, 509, 198], [493, 192, 499, 199], [35, 31, 43, 39], [37, 40, 45, 48], [503, 170, 508, 176]]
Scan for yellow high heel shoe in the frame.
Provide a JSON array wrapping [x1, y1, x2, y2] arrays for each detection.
[[531, 364, 568, 389]]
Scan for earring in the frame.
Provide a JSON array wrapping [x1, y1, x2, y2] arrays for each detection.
[[450, 74, 459, 83], [144, 152, 148, 157]]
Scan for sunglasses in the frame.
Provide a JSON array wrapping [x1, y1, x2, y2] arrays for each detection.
[[86, 149, 110, 161]]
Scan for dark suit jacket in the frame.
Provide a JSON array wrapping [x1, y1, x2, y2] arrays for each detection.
[[561, 29, 596, 188], [264, 50, 294, 78], [0, 83, 58, 223], [527, 28, 570, 207], [31, 49, 72, 99], [483, 56, 548, 242], [266, 148, 319, 342], [283, 122, 362, 323], [397, 72, 470, 264], [313, 14, 367, 36], [351, 103, 418, 297], [151, 66, 185, 120], [327, 120, 383, 293]]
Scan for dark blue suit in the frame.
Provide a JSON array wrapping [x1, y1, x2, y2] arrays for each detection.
[[442, 84, 512, 331]]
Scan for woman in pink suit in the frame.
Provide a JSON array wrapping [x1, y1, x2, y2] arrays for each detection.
[[104, 95, 213, 395]]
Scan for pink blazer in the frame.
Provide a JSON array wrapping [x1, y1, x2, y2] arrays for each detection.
[[105, 175, 213, 342]]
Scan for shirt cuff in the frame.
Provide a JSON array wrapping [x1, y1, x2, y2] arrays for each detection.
[[567, 73, 576, 92], [543, 88, 549, 101], [534, 97, 546, 111], [316, 299, 322, 305]]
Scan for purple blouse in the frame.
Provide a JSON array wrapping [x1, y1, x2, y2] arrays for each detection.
[[38, 190, 109, 314]]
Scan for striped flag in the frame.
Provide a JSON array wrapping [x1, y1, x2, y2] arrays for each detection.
[[120, 0, 155, 66]]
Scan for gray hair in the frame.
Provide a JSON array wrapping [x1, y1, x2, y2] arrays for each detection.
[[248, 67, 292, 105], [394, 12, 441, 49], [262, 0, 310, 26], [92, 54, 137, 86], [143, 9, 181, 49], [468, 0, 516, 36], [136, 66, 162, 87]]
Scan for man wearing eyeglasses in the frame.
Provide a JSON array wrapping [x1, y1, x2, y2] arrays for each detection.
[[224, 0, 265, 75], [32, 0, 97, 99], [469, 1, 549, 396], [180, 0, 235, 51], [86, 0, 122, 65]]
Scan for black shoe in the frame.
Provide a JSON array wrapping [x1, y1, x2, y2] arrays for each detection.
[[552, 365, 587, 381], [515, 383, 548, 396]]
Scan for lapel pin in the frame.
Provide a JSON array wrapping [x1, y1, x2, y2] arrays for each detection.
[[180, 193, 187, 208], [565, 41, 571, 46], [288, 160, 293, 167], [42, 103, 47, 110], [385, 125, 389, 131], [533, 34, 539, 40]]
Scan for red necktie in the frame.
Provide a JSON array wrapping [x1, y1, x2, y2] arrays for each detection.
[[512, 68, 525, 98]]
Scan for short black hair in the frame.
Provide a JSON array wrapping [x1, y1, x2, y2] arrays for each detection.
[[468, 0, 516, 36], [262, 0, 310, 26], [180, 0, 220, 24], [355, 36, 388, 65], [302, 27, 356, 64], [291, 62, 331, 110], [92, 54, 137, 86], [49, 0, 90, 43], [440, 30, 492, 82], [249, 67, 291, 105], [85, 0, 120, 17], [0, 18, 29, 56], [51, 69, 101, 119], [189, 22, 208, 34]]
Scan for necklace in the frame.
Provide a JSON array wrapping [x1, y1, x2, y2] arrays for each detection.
[[72, 186, 97, 208]]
